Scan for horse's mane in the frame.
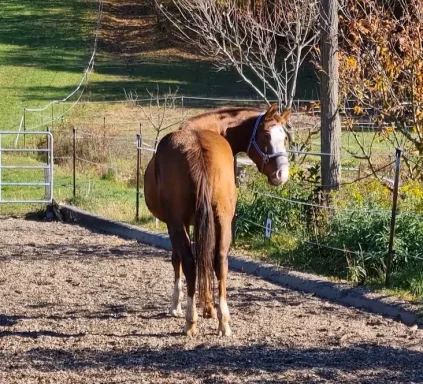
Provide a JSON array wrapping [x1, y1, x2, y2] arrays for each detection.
[[187, 106, 261, 121], [180, 107, 261, 134]]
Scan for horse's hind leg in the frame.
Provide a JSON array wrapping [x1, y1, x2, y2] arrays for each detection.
[[203, 288, 216, 319], [168, 225, 198, 337], [203, 240, 216, 319], [214, 215, 233, 337], [169, 250, 183, 317]]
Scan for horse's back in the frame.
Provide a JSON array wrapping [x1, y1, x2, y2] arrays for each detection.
[[180, 114, 222, 133], [156, 129, 234, 187], [180, 107, 260, 135]]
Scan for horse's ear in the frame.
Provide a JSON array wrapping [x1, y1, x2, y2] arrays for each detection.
[[264, 103, 279, 121], [277, 109, 291, 124]]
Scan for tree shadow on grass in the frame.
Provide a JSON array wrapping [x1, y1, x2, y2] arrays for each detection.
[[0, 0, 255, 99], [0, 0, 94, 70], [0, 0, 317, 102], [6, 60, 258, 103]]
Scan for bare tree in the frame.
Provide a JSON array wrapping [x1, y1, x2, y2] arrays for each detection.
[[157, 0, 319, 111], [124, 86, 186, 149]]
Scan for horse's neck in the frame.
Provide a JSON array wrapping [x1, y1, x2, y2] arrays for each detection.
[[222, 116, 256, 155], [182, 109, 258, 154]]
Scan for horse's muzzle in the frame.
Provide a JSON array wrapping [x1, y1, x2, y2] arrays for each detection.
[[269, 166, 289, 186]]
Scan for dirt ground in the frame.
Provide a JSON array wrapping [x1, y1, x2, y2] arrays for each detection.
[[0, 217, 422, 384]]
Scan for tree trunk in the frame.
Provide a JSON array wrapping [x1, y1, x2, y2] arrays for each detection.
[[320, 0, 341, 192]]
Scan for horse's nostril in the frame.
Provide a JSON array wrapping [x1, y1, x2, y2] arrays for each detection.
[[272, 166, 289, 184]]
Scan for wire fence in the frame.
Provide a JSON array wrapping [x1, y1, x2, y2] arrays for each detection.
[[19, 96, 421, 171], [234, 146, 423, 285], [6, 95, 422, 287], [18, 95, 422, 176]]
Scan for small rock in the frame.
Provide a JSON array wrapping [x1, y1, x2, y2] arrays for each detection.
[[339, 333, 351, 345], [366, 318, 383, 326]]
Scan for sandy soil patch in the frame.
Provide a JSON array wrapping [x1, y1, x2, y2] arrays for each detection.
[[0, 217, 422, 383]]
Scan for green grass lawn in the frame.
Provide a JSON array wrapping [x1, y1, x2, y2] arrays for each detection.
[[0, 0, 257, 135], [0, 0, 97, 132]]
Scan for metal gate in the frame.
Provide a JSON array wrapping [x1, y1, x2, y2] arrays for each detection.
[[0, 131, 54, 204]]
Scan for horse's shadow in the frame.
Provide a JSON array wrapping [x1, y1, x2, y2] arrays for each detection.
[[0, 314, 20, 327]]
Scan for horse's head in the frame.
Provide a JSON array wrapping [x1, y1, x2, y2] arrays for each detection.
[[247, 104, 290, 186]]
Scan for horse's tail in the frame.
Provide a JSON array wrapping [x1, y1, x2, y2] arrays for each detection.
[[188, 132, 215, 308]]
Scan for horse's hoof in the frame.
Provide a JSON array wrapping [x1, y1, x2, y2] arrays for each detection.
[[218, 323, 232, 337], [183, 322, 198, 337], [169, 307, 183, 317], [203, 306, 217, 319]]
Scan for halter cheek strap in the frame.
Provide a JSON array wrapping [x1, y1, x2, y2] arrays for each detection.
[[246, 112, 265, 157], [246, 112, 288, 172]]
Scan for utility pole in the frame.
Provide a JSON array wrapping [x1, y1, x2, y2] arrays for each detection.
[[320, 0, 341, 192]]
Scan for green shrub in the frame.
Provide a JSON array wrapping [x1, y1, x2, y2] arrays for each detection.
[[235, 167, 423, 297]]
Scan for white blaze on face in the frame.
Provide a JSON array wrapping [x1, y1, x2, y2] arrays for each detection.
[[269, 125, 289, 183]]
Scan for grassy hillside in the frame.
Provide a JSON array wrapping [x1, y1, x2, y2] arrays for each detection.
[[0, 0, 259, 217], [0, 0, 267, 132], [0, 0, 97, 130]]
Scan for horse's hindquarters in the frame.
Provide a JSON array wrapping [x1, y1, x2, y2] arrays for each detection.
[[143, 155, 168, 223], [155, 135, 197, 226]]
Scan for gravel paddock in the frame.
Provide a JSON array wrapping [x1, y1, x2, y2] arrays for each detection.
[[0, 217, 422, 384]]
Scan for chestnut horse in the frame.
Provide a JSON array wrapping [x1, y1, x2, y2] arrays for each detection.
[[144, 104, 291, 336]]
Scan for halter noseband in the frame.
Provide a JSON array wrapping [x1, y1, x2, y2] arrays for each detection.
[[246, 112, 288, 172]]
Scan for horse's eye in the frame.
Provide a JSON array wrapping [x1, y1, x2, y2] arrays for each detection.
[[264, 133, 271, 141]]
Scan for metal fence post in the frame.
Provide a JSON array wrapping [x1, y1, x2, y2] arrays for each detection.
[[136, 133, 142, 221], [23, 108, 26, 148], [234, 154, 239, 187], [232, 154, 239, 244], [44, 127, 51, 201], [0, 133, 2, 202], [103, 116, 107, 155], [73, 127, 76, 200], [385, 147, 402, 287]]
